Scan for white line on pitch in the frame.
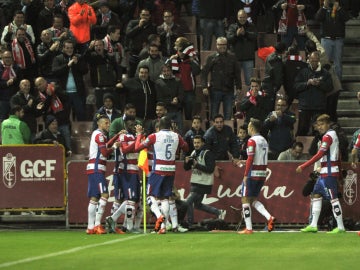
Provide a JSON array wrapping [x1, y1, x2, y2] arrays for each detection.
[[0, 234, 146, 268]]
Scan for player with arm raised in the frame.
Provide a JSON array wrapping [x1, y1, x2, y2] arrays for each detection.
[[296, 114, 345, 234], [86, 114, 119, 234], [135, 116, 188, 234]]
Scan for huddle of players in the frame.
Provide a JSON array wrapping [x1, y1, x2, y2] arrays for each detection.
[[86, 114, 188, 234], [86, 112, 346, 234]]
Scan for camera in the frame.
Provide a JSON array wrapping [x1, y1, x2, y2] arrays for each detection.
[[309, 171, 320, 181]]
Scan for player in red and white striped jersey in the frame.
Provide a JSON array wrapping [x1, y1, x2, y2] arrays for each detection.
[[296, 114, 345, 234], [238, 118, 275, 234], [86, 115, 119, 235], [135, 116, 188, 233]]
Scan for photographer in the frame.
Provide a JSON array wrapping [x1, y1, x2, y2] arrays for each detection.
[[184, 135, 226, 228]]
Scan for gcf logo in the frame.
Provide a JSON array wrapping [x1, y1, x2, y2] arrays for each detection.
[[3, 153, 16, 188], [343, 170, 357, 206]]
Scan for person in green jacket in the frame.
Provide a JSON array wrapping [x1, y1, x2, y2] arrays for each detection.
[[1, 105, 31, 144]]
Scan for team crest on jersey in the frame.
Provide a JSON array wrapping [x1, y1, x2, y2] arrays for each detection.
[[343, 170, 357, 205], [3, 153, 16, 189], [321, 141, 328, 148], [248, 146, 254, 153], [99, 135, 105, 142]]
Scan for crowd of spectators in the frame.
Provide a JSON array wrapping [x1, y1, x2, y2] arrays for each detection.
[[0, 0, 357, 165]]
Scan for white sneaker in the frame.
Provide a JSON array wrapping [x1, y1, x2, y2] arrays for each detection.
[[218, 209, 226, 220], [177, 225, 188, 233], [166, 224, 172, 231]]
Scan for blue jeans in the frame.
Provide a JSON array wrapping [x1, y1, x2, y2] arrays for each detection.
[[67, 92, 86, 121], [183, 91, 195, 120], [58, 124, 71, 151], [186, 191, 220, 225], [280, 26, 306, 50], [210, 90, 234, 120], [199, 18, 225, 50], [238, 60, 254, 86], [321, 37, 344, 79]]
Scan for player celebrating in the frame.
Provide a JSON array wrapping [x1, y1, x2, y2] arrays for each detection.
[[135, 116, 188, 234], [86, 114, 119, 234], [238, 118, 275, 234], [106, 116, 141, 233], [296, 114, 346, 234]]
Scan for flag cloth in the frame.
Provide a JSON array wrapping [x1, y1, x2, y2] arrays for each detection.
[[138, 149, 149, 175]]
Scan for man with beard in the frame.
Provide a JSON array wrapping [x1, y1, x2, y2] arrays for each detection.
[[135, 44, 165, 82]]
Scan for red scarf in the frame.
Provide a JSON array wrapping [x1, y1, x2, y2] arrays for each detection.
[[1, 61, 16, 80], [11, 38, 36, 69], [39, 84, 64, 113]]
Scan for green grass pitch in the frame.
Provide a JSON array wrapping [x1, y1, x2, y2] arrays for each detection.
[[0, 230, 359, 270]]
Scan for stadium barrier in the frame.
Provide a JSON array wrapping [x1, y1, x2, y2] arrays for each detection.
[[0, 145, 66, 211], [67, 160, 360, 226]]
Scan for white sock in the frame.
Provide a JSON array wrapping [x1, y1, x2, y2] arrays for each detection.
[[242, 203, 252, 230], [87, 200, 97, 229], [310, 198, 322, 228], [134, 203, 143, 229], [95, 197, 107, 226], [169, 200, 178, 229], [252, 200, 271, 221], [125, 201, 136, 231], [112, 201, 126, 222], [111, 202, 120, 214], [160, 199, 170, 229], [331, 199, 345, 230], [148, 196, 162, 218]]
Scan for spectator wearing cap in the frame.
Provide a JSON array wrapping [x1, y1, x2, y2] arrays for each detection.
[[92, 0, 122, 39], [92, 93, 121, 131], [34, 115, 72, 156], [167, 37, 200, 120]]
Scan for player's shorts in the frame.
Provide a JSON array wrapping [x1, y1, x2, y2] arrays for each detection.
[[241, 178, 264, 198], [120, 173, 140, 201], [88, 172, 108, 198], [113, 173, 123, 201], [147, 174, 174, 197], [313, 176, 339, 200]]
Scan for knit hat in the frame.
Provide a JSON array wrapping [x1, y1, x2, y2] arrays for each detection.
[[103, 93, 114, 103], [99, 0, 110, 7], [45, 115, 57, 128]]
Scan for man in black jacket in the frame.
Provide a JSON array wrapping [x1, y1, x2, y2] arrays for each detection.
[[294, 51, 333, 136], [201, 37, 241, 121], [204, 114, 240, 161], [184, 135, 226, 227]]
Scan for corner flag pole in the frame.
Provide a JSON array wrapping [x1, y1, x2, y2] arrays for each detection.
[[142, 170, 147, 233]]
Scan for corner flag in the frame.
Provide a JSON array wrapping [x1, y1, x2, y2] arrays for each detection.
[[138, 149, 149, 174]]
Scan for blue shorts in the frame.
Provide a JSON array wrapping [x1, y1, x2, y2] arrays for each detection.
[[120, 173, 140, 201], [147, 174, 174, 198], [241, 178, 265, 198], [88, 173, 108, 199], [113, 173, 123, 201], [313, 176, 339, 200]]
